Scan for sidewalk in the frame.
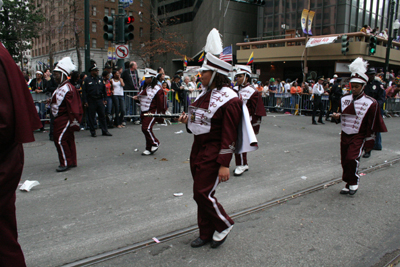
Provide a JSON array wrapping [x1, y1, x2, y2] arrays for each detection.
[[93, 162, 400, 267]]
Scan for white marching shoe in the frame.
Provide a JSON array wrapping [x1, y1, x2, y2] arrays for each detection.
[[234, 165, 249, 176], [142, 150, 151, 156], [150, 146, 159, 154]]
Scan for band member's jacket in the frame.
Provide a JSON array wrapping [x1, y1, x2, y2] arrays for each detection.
[[233, 83, 267, 134], [136, 84, 166, 122], [339, 92, 387, 147], [51, 80, 83, 130]]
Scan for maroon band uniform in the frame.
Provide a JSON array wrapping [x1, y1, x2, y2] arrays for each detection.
[[137, 84, 166, 151], [187, 87, 242, 240], [339, 92, 387, 188], [234, 83, 266, 166], [51, 80, 83, 167], [0, 42, 42, 267]]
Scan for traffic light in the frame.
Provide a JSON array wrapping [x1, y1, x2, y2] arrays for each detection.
[[124, 15, 134, 42], [369, 36, 377, 55], [103, 16, 114, 42], [341, 35, 349, 55]]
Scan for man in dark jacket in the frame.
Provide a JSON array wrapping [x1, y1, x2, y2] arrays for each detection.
[[171, 75, 184, 113], [121, 61, 140, 123], [363, 67, 386, 157]]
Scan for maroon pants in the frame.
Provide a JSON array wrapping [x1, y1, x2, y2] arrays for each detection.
[[0, 143, 26, 267], [140, 114, 160, 151], [235, 152, 247, 166], [54, 117, 77, 167], [340, 133, 365, 187], [190, 143, 234, 240]]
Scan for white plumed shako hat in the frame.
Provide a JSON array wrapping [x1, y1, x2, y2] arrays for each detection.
[[200, 53, 232, 76], [349, 57, 369, 84], [54, 57, 76, 77], [143, 68, 157, 78], [234, 65, 252, 76]]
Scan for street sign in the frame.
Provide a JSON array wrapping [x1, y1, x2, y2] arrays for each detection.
[[115, 45, 129, 59], [123, 2, 129, 8]]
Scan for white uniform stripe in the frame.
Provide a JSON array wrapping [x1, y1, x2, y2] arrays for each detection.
[[355, 139, 366, 184], [58, 121, 70, 166], [240, 153, 244, 165], [147, 117, 159, 146], [208, 177, 232, 228]]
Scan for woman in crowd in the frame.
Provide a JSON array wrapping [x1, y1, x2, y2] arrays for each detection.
[[111, 70, 125, 129], [30, 70, 47, 130], [102, 71, 114, 129]]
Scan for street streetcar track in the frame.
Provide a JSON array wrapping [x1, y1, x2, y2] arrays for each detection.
[[62, 157, 400, 267]]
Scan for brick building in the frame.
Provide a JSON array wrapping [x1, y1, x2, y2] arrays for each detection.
[[30, 0, 150, 74]]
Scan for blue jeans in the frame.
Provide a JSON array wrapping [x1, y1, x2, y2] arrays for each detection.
[[105, 96, 113, 115], [374, 132, 382, 150]]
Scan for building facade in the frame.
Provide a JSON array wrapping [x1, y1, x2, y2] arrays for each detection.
[[30, 0, 151, 75], [257, 0, 400, 38], [152, 0, 258, 74]]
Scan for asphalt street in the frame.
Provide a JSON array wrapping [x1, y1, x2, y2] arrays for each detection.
[[17, 114, 400, 267]]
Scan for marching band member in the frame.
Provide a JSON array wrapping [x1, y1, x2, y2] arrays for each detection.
[[51, 57, 83, 172], [233, 65, 266, 176], [133, 68, 166, 155], [0, 40, 42, 267], [179, 28, 245, 249], [332, 58, 387, 196]]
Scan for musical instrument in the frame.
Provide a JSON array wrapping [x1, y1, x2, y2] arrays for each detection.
[[143, 113, 182, 118]]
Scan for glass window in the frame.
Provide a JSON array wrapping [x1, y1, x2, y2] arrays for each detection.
[[140, 13, 143, 22], [323, 0, 336, 6], [140, 27, 143, 37], [111, 8, 115, 15], [105, 8, 109, 16], [92, 39, 97, 48], [140, 0, 143, 7], [111, 0, 115, 2], [92, 22, 96, 32], [365, 0, 371, 12], [105, 40, 108, 49], [323, 6, 336, 25], [92, 6, 96, 16]]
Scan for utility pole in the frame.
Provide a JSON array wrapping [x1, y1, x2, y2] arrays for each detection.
[[303, 0, 311, 82], [384, 0, 396, 83], [84, 0, 90, 73], [117, 3, 125, 70]]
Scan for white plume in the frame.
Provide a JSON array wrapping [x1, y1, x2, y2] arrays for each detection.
[[348, 57, 368, 75], [204, 28, 223, 55]]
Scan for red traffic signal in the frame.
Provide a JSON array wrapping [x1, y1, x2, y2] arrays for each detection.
[[126, 16, 134, 24]]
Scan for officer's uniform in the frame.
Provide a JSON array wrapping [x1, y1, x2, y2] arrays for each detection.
[[82, 66, 109, 136], [363, 71, 386, 150], [312, 78, 325, 124]]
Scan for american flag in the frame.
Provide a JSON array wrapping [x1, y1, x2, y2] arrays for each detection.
[[219, 46, 233, 62]]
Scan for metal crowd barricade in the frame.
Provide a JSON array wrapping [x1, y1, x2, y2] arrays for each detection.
[[385, 98, 400, 114], [32, 92, 51, 121], [262, 93, 330, 115]]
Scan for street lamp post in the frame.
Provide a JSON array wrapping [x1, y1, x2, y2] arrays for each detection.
[[384, 0, 396, 83]]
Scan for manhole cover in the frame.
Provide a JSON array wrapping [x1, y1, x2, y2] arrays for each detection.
[[24, 142, 46, 148]]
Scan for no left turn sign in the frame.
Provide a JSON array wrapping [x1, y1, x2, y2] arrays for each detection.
[[115, 45, 129, 59]]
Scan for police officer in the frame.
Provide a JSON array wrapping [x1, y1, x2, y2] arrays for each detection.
[[363, 67, 385, 157], [82, 64, 112, 137], [312, 76, 326, 125], [326, 77, 343, 122]]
